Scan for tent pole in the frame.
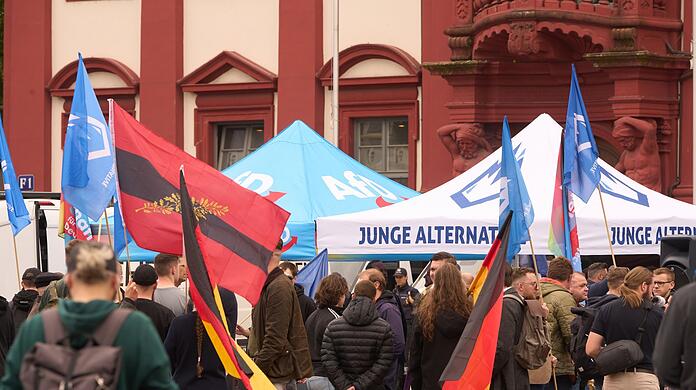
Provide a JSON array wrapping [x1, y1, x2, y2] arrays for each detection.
[[596, 185, 617, 267]]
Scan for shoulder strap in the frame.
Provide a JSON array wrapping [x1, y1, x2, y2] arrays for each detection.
[[92, 309, 132, 346], [504, 293, 525, 306], [41, 308, 67, 344], [635, 304, 652, 345]]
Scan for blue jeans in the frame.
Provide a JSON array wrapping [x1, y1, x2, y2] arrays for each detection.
[[304, 376, 335, 390]]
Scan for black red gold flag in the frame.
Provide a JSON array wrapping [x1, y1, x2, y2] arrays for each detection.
[[440, 212, 513, 390], [113, 102, 289, 304]]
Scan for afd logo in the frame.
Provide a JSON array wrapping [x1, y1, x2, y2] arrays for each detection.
[[598, 166, 649, 207], [450, 144, 526, 208]]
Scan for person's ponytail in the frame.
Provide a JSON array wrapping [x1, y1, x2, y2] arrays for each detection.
[[619, 266, 653, 309]]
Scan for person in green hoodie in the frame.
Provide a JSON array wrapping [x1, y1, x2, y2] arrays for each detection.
[[1, 241, 178, 390]]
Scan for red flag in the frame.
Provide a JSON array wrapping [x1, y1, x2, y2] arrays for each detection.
[[440, 212, 513, 389], [112, 102, 289, 304]]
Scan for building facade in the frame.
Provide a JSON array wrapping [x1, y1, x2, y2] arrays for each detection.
[[3, 0, 693, 201]]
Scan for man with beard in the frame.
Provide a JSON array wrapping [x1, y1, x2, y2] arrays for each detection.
[[586, 267, 663, 389], [437, 122, 492, 176], [359, 269, 405, 390]]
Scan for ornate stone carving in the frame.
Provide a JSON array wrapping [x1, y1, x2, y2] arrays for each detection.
[[611, 28, 637, 51], [622, 0, 635, 11], [456, 0, 471, 20], [437, 123, 492, 176], [449, 35, 474, 60], [612, 116, 662, 192], [507, 22, 540, 57], [653, 0, 666, 10]]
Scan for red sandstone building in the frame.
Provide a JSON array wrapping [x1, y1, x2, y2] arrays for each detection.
[[4, 0, 694, 201]]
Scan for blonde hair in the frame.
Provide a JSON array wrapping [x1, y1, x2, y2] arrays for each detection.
[[70, 241, 117, 285], [619, 266, 653, 309]]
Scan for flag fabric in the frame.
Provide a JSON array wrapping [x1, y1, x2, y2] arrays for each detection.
[[563, 64, 600, 203], [113, 199, 132, 257], [61, 54, 117, 220], [58, 197, 94, 243], [549, 145, 582, 271], [112, 102, 289, 304], [499, 116, 534, 261], [180, 171, 275, 390], [519, 255, 548, 276], [0, 117, 30, 235], [440, 212, 513, 389], [296, 248, 329, 299]]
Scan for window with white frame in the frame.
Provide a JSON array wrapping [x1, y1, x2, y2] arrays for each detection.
[[215, 122, 264, 170], [353, 117, 409, 185]]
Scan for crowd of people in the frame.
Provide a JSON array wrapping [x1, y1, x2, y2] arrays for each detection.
[[0, 240, 693, 390]]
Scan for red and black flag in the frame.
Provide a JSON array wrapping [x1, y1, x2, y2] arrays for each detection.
[[440, 212, 513, 390], [180, 171, 275, 389], [113, 102, 289, 304]]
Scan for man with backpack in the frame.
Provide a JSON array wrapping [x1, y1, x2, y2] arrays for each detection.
[[570, 267, 628, 390], [0, 241, 177, 390], [492, 267, 550, 390]]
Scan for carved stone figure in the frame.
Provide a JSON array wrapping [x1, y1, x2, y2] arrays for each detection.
[[437, 123, 492, 176], [612, 116, 662, 192]]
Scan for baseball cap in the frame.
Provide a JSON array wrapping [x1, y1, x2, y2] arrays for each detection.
[[394, 268, 408, 277], [132, 264, 158, 286], [35, 272, 63, 288], [22, 267, 41, 283]]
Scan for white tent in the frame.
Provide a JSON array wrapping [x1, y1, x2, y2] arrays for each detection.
[[317, 114, 696, 260]]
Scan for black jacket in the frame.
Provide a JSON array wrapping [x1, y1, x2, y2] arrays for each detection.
[[0, 296, 15, 378], [295, 284, 317, 323], [321, 296, 394, 390], [393, 284, 420, 323], [409, 309, 468, 390], [491, 289, 529, 390], [9, 289, 38, 332], [654, 282, 696, 390], [305, 306, 342, 377]]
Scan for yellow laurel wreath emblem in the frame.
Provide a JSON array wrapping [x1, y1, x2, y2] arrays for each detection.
[[136, 193, 229, 221]]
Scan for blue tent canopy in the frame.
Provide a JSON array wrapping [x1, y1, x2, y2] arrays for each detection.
[[222, 120, 419, 260]]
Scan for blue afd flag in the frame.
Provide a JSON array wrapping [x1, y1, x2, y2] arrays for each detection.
[[61, 54, 116, 220], [113, 200, 132, 257], [0, 117, 30, 235], [296, 248, 329, 299], [499, 116, 534, 261], [563, 65, 600, 203]]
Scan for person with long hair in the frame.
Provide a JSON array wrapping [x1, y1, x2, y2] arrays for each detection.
[[304, 273, 349, 389], [586, 266, 663, 390], [409, 262, 472, 390]]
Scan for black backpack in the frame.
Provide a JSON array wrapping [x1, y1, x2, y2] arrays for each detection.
[[569, 295, 618, 380]]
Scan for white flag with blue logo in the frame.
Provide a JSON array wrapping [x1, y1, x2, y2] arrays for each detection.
[[61, 54, 116, 220], [563, 65, 600, 203], [499, 116, 534, 260], [0, 117, 30, 235]]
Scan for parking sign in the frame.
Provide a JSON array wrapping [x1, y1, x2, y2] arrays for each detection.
[[18, 175, 34, 191]]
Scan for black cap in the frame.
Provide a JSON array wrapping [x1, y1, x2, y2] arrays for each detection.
[[394, 268, 407, 277], [132, 264, 158, 286], [35, 272, 63, 288], [22, 268, 41, 282]]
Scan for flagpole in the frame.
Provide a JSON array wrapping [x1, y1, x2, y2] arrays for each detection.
[[526, 229, 546, 306], [97, 214, 104, 241], [596, 185, 617, 267], [12, 236, 21, 290]]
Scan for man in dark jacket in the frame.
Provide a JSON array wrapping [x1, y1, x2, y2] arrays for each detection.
[[0, 296, 15, 378], [393, 268, 419, 342], [321, 280, 393, 390], [280, 261, 317, 322], [360, 269, 405, 390], [245, 241, 313, 389], [9, 268, 40, 331], [122, 264, 176, 341], [492, 267, 541, 390], [654, 281, 696, 390]]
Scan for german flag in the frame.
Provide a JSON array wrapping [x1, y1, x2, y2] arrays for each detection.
[[440, 212, 512, 390], [180, 171, 275, 389], [112, 102, 289, 304]]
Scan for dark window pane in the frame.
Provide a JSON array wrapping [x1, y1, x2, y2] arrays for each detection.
[[224, 128, 246, 150], [250, 127, 264, 149], [388, 120, 408, 145], [387, 146, 408, 172], [359, 147, 385, 171], [358, 121, 384, 146]]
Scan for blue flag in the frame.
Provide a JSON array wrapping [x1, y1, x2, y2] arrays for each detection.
[[61, 54, 116, 220], [563, 65, 600, 203], [499, 116, 534, 261], [296, 248, 329, 299], [114, 200, 132, 257], [0, 117, 30, 235]]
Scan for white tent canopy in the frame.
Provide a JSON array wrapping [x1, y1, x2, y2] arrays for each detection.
[[317, 114, 696, 260]]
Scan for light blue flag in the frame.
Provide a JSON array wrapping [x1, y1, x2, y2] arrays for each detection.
[[296, 248, 329, 299], [0, 117, 30, 235], [563, 64, 600, 203], [61, 54, 116, 220], [113, 200, 132, 257], [499, 116, 534, 261]]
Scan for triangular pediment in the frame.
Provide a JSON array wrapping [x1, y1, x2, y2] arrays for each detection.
[[180, 51, 277, 92]]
